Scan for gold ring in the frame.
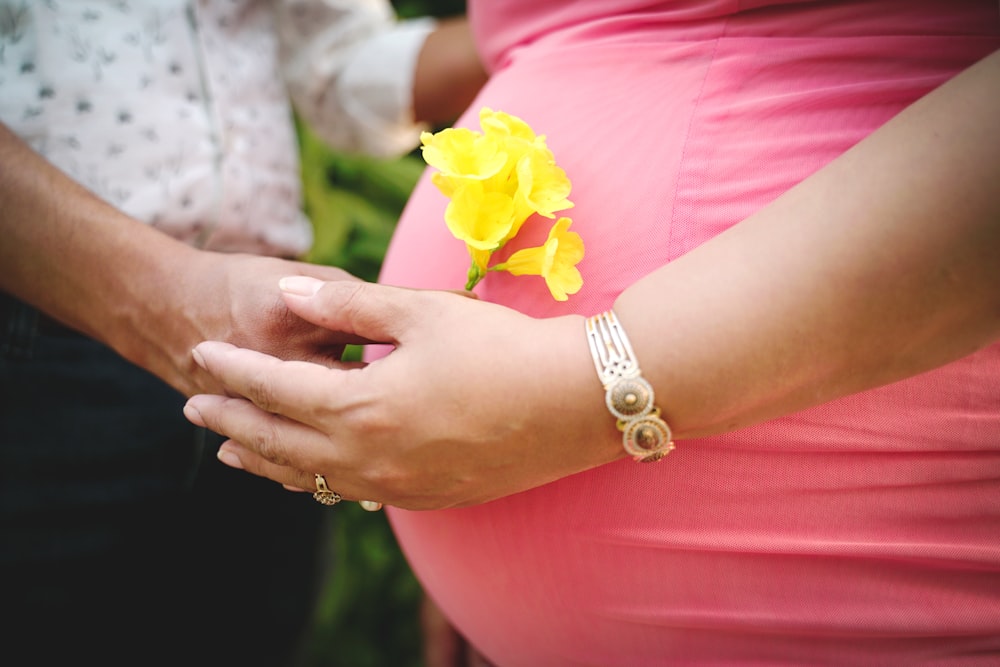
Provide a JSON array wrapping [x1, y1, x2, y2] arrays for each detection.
[[313, 474, 342, 506], [359, 500, 383, 512]]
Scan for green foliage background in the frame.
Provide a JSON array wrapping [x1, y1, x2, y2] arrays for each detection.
[[294, 2, 467, 665]]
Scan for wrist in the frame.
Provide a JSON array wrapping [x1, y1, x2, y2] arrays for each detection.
[[533, 313, 627, 469], [100, 228, 203, 373]]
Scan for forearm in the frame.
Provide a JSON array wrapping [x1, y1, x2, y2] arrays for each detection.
[[411, 16, 487, 127], [0, 122, 196, 347], [1, 123, 365, 397], [616, 49, 1000, 439]]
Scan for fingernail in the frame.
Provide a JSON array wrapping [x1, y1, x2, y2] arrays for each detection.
[[183, 401, 205, 427], [191, 347, 206, 369], [279, 275, 323, 296], [217, 447, 245, 470]]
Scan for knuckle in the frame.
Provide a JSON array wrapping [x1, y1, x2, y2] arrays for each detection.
[[332, 281, 368, 324], [244, 369, 279, 413], [342, 406, 394, 446], [257, 299, 306, 352], [248, 421, 284, 464], [202, 396, 243, 435], [271, 298, 302, 333]]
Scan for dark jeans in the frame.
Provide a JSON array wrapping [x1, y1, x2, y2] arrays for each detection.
[[0, 295, 331, 667]]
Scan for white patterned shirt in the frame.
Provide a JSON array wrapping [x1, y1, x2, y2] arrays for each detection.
[[0, 0, 434, 257]]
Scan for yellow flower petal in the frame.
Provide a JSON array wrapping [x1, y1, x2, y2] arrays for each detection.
[[421, 127, 507, 181], [468, 246, 491, 274], [480, 109, 547, 195], [444, 181, 516, 251], [514, 148, 574, 219], [479, 108, 538, 143], [501, 245, 546, 276], [502, 217, 584, 301]]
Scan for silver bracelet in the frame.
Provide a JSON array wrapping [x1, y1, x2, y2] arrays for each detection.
[[585, 310, 674, 462]]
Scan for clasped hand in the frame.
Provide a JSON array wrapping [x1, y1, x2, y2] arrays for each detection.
[[183, 277, 623, 510]]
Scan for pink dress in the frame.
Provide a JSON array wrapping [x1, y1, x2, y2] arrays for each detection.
[[377, 1, 1000, 663]]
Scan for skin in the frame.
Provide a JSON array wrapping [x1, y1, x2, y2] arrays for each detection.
[[412, 17, 488, 128], [184, 49, 1000, 510]]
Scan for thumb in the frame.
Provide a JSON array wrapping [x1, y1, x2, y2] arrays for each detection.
[[278, 276, 414, 344]]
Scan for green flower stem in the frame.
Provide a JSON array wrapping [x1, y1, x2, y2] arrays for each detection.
[[465, 262, 485, 291]]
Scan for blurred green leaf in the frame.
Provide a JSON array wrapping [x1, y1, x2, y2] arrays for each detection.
[[299, 122, 425, 282], [393, 0, 466, 19]]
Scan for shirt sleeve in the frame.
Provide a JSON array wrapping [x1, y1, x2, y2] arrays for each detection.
[[277, 0, 436, 158]]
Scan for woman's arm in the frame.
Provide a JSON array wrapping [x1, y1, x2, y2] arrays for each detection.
[[617, 47, 1000, 439], [183, 50, 999, 509]]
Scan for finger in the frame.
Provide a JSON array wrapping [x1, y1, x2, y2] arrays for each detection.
[[297, 264, 363, 284], [218, 441, 370, 506], [183, 392, 333, 473], [259, 282, 372, 351], [277, 277, 428, 344], [215, 440, 334, 498], [190, 341, 352, 427]]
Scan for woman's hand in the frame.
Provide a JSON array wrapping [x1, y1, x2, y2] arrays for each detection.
[[183, 278, 622, 510]]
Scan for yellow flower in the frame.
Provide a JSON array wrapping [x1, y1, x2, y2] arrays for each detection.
[[508, 147, 574, 241], [479, 107, 545, 175], [420, 127, 506, 179], [444, 181, 516, 251], [498, 218, 584, 301], [421, 128, 507, 198], [479, 108, 539, 144], [479, 108, 550, 200], [421, 107, 584, 299]]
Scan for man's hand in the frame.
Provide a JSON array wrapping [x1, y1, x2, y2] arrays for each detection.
[[110, 251, 368, 397], [0, 122, 366, 398]]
